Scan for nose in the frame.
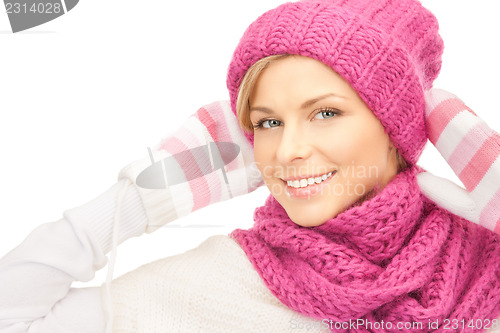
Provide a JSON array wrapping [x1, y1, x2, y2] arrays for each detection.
[[276, 123, 312, 164]]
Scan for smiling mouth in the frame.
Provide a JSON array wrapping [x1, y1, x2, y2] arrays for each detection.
[[285, 170, 337, 189]]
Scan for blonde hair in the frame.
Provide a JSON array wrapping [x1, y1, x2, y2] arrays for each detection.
[[236, 54, 290, 133], [397, 151, 408, 172], [235, 54, 408, 171]]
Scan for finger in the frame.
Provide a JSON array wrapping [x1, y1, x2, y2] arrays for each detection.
[[417, 172, 478, 223], [424, 88, 460, 117]]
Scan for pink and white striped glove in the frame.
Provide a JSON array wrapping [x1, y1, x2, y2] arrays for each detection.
[[119, 100, 263, 233], [417, 89, 500, 234]]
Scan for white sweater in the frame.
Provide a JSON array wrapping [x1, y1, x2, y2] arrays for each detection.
[[0, 180, 326, 333], [109, 235, 327, 332]]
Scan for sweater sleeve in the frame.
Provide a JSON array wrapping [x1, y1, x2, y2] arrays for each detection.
[[0, 100, 260, 332], [424, 89, 500, 233], [0, 180, 147, 333]]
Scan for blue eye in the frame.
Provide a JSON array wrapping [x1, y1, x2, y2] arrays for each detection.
[[314, 109, 338, 120], [254, 119, 282, 129], [263, 119, 281, 128]]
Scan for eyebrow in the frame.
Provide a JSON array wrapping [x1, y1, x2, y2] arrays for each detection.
[[249, 93, 344, 114]]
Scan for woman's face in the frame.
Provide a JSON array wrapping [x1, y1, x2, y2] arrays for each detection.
[[249, 56, 399, 227]]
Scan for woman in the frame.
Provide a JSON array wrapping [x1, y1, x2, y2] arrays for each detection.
[[0, 0, 499, 332]]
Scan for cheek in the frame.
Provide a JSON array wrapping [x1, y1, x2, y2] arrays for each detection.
[[321, 124, 390, 179], [253, 134, 275, 178], [317, 126, 369, 164]]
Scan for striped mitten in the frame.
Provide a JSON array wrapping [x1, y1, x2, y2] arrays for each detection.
[[119, 100, 263, 233], [417, 89, 500, 234]]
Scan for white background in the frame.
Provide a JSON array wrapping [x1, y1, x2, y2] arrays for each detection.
[[0, 0, 499, 287]]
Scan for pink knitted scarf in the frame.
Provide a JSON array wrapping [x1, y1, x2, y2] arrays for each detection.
[[231, 167, 500, 332]]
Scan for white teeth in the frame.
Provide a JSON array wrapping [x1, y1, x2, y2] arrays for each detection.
[[286, 171, 335, 189]]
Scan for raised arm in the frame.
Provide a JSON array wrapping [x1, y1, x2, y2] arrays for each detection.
[[417, 89, 500, 234], [0, 100, 262, 332]]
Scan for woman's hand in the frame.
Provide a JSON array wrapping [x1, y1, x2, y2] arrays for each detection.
[[417, 89, 500, 234], [119, 101, 264, 233]]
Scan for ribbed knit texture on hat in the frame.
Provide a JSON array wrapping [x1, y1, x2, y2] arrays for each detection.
[[227, 0, 444, 165]]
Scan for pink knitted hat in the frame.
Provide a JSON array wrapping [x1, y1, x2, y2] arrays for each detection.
[[226, 0, 444, 165]]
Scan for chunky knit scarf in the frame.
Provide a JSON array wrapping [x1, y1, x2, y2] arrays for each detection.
[[231, 167, 500, 332]]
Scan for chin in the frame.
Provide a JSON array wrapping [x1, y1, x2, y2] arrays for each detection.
[[293, 219, 328, 228], [287, 211, 332, 228], [282, 196, 358, 227]]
